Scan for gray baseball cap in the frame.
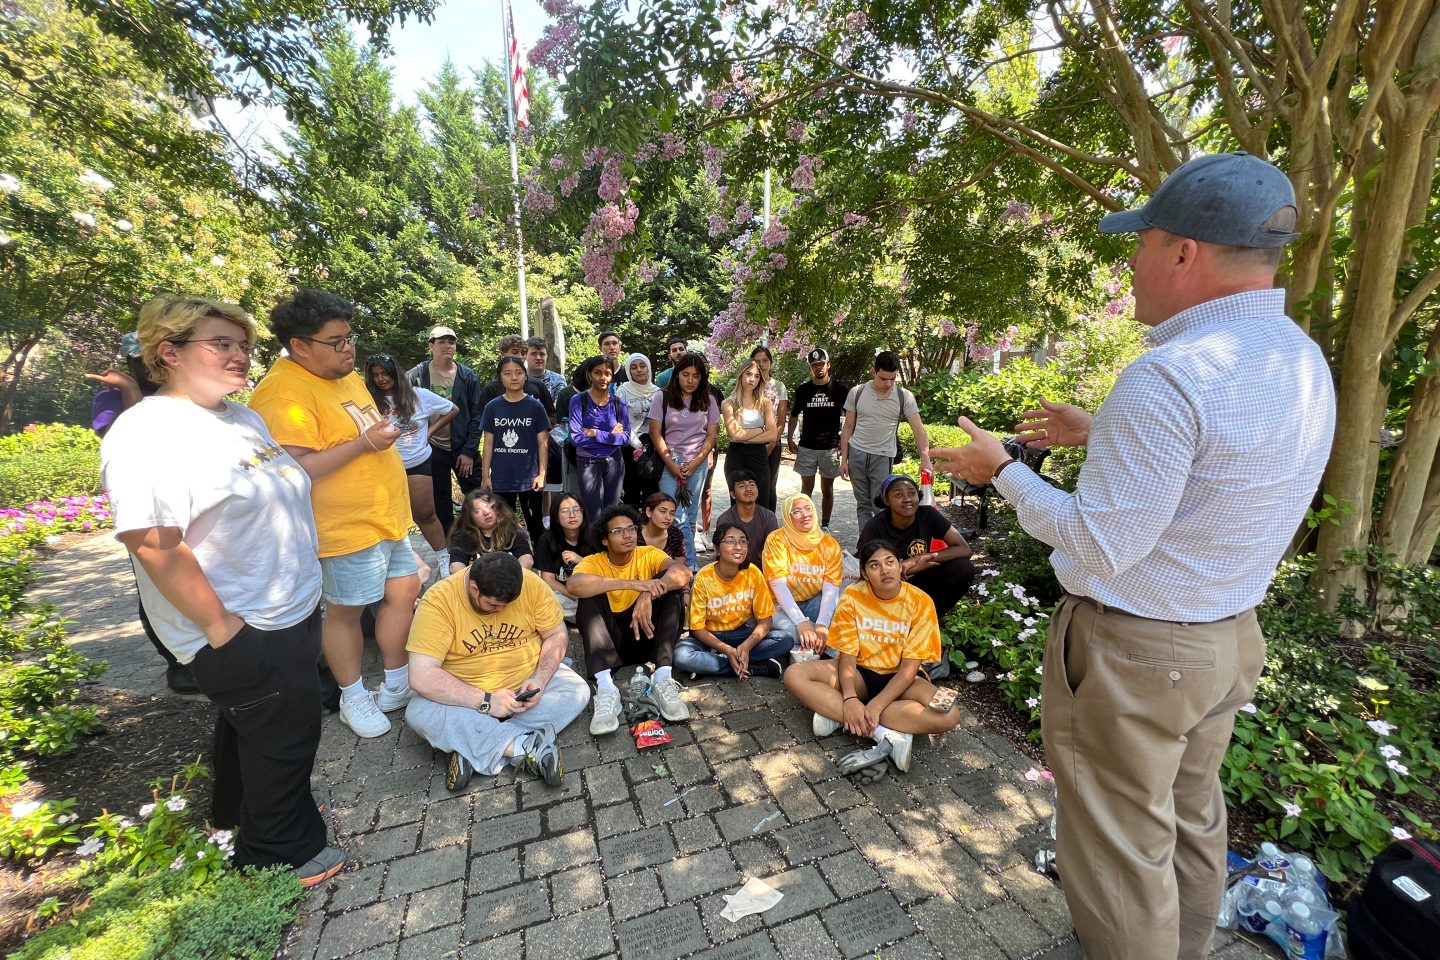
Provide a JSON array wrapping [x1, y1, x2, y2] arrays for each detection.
[[1098, 152, 1300, 248]]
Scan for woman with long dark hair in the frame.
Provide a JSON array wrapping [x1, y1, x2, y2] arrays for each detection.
[[533, 493, 594, 620], [722, 358, 777, 512], [447, 489, 534, 575], [365, 354, 457, 569], [640, 491, 686, 560], [751, 345, 788, 511], [648, 352, 720, 570], [568, 356, 630, 518], [480, 355, 550, 535]]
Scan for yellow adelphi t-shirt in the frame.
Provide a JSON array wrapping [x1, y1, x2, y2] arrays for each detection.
[[761, 530, 843, 602], [250, 357, 410, 557], [406, 569, 563, 692], [689, 563, 775, 633], [829, 581, 940, 673]]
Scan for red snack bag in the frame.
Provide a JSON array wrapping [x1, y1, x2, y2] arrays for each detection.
[[631, 719, 672, 749], [930, 538, 948, 553]]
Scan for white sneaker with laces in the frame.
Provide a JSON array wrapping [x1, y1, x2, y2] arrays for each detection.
[[651, 676, 690, 721], [877, 728, 915, 772], [589, 688, 623, 735], [339, 689, 391, 738], [813, 712, 841, 737], [375, 684, 412, 712]]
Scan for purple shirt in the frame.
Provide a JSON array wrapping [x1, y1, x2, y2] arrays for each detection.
[[569, 391, 630, 458], [648, 394, 720, 462]]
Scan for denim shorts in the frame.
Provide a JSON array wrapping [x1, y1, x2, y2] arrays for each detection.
[[319, 538, 418, 606]]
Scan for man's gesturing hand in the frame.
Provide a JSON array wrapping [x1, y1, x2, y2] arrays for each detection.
[[1014, 398, 1091, 449], [928, 418, 1012, 486]]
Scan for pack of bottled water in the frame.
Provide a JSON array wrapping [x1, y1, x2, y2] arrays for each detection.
[[1217, 842, 1345, 959]]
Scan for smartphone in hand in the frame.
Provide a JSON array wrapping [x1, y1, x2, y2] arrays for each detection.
[[515, 687, 539, 702]]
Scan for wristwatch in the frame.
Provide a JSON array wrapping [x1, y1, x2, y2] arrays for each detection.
[[476, 692, 491, 715]]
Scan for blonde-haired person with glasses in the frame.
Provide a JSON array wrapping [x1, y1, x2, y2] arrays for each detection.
[[100, 295, 343, 888]]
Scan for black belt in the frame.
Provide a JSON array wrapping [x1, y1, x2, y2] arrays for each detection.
[[1064, 593, 1243, 626]]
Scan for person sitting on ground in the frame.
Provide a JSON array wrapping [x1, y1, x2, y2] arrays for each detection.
[[674, 521, 793, 679], [857, 474, 975, 619], [365, 353, 458, 572], [569, 505, 692, 733], [783, 540, 961, 776], [405, 552, 588, 792], [763, 493, 843, 655], [640, 491, 686, 561], [713, 469, 779, 570], [447, 489, 534, 575], [533, 493, 593, 622]]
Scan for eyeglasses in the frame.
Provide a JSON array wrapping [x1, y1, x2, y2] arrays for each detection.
[[558, 507, 584, 516], [174, 337, 251, 357], [299, 334, 357, 351], [606, 524, 639, 537], [717, 537, 748, 547]]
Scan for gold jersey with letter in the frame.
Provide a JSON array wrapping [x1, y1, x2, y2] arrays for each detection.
[[406, 568, 562, 692], [829, 581, 940, 673], [688, 563, 775, 633]]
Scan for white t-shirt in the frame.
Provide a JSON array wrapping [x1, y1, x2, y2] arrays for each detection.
[[388, 388, 456, 468], [844, 383, 918, 458], [100, 396, 323, 665]]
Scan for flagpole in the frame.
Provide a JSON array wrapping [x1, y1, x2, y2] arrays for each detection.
[[502, 2, 530, 338]]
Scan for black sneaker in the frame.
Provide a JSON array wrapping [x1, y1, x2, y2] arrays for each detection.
[[749, 658, 784, 679], [166, 664, 200, 694], [445, 751, 474, 793], [513, 726, 563, 787]]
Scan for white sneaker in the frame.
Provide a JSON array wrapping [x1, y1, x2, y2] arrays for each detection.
[[877, 728, 915, 772], [813, 712, 841, 737], [589, 688, 623, 735], [339, 690, 391, 738], [651, 676, 690, 721], [694, 531, 710, 553], [375, 684, 413, 712]]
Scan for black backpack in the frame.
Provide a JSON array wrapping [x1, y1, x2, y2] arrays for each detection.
[[1347, 837, 1440, 960]]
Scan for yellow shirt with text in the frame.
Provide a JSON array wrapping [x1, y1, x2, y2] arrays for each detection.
[[761, 531, 843, 602], [689, 563, 775, 633], [829, 581, 940, 673], [250, 357, 409, 557], [406, 569, 562, 692], [573, 545, 671, 612]]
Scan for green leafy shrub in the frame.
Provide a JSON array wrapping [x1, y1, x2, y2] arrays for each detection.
[[976, 505, 1063, 606], [897, 421, 968, 458], [912, 359, 1068, 432], [0, 424, 103, 507], [0, 610, 106, 768], [0, 796, 83, 861], [941, 572, 1050, 733]]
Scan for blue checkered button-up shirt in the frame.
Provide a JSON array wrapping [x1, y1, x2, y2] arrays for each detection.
[[995, 289, 1335, 621]]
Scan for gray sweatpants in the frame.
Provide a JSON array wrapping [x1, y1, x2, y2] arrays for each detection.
[[405, 664, 590, 776], [849, 447, 892, 531]]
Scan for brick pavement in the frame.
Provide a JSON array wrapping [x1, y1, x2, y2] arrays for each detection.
[[38, 457, 1273, 959]]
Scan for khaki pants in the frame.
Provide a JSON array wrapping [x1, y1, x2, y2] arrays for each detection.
[[1040, 596, 1264, 960]]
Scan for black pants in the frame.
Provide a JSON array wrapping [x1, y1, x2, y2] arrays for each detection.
[[577, 591, 682, 678], [430, 443, 482, 535], [725, 442, 772, 512], [909, 557, 977, 620], [190, 607, 327, 870], [622, 445, 659, 507], [765, 442, 782, 512], [497, 490, 544, 537]]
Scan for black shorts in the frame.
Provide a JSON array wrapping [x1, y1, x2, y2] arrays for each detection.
[[855, 666, 894, 702], [405, 459, 432, 477]]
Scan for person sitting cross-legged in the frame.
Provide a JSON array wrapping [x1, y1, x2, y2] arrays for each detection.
[[405, 552, 589, 793], [763, 493, 843, 656], [569, 505, 692, 733], [783, 540, 961, 776], [674, 521, 794, 680], [858, 474, 975, 619]]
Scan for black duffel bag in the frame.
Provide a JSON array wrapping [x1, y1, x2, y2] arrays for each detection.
[[1348, 837, 1440, 960]]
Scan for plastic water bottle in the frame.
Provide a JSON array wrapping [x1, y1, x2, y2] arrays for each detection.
[[1283, 902, 1326, 960], [1236, 886, 1270, 934], [629, 667, 649, 701], [1288, 854, 1326, 895], [920, 468, 935, 506]]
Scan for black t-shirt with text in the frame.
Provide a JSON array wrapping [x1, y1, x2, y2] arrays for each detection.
[[857, 505, 953, 561], [791, 378, 850, 449]]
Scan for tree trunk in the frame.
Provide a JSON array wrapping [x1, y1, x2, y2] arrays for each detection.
[[1375, 327, 1440, 563]]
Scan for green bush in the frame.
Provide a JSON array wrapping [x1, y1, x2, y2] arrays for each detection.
[[912, 359, 1069, 432], [0, 424, 102, 507]]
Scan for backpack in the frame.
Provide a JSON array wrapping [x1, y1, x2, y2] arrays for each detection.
[[1347, 837, 1440, 960]]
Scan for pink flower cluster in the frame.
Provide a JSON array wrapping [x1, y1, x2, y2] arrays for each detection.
[[529, 21, 579, 78], [842, 211, 869, 230], [523, 177, 557, 213], [787, 121, 807, 142], [635, 260, 661, 284], [708, 214, 730, 238], [559, 173, 580, 197], [597, 156, 626, 202], [844, 11, 870, 34], [761, 221, 790, 247], [1, 494, 112, 538], [700, 144, 725, 181], [791, 154, 819, 191], [656, 133, 687, 162], [1001, 200, 1032, 223], [581, 200, 639, 308]]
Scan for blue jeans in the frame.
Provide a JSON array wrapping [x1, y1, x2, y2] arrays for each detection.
[[673, 626, 794, 677], [660, 462, 710, 569], [577, 453, 624, 520], [772, 593, 824, 647]]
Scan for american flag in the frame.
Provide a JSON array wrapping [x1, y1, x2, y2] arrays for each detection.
[[507, 0, 530, 129]]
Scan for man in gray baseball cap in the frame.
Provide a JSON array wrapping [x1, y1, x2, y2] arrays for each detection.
[[933, 152, 1334, 960]]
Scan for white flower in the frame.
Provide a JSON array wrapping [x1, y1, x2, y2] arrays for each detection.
[[71, 211, 96, 227], [1004, 609, 1023, 621], [138, 803, 156, 818], [1025, 697, 1039, 708], [165, 796, 187, 813], [981, 568, 1001, 577], [58, 813, 78, 824], [976, 583, 989, 597], [209, 255, 226, 266], [196, 849, 206, 860], [1034, 665, 1043, 675], [79, 169, 115, 191], [1368, 719, 1396, 736], [1282, 801, 1302, 818], [1239, 703, 1258, 714], [77, 836, 104, 857], [116, 818, 133, 829], [1024, 767, 1043, 782], [1009, 584, 1027, 602], [10, 800, 40, 818], [1023, 617, 1037, 627], [1002, 672, 1015, 681], [0, 230, 12, 245], [991, 638, 1002, 647], [1379, 744, 1401, 759], [1391, 826, 1412, 841], [0, 173, 20, 192], [1387, 759, 1409, 776], [1018, 628, 1037, 640], [170, 855, 185, 870], [114, 219, 133, 232]]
